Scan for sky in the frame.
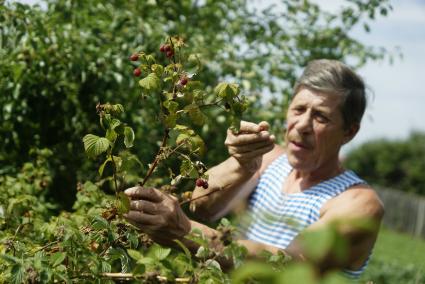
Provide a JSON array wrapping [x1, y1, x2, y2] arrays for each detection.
[[313, 0, 425, 154], [9, 0, 425, 153]]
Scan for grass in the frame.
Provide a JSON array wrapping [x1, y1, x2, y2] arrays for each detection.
[[372, 227, 425, 270], [361, 226, 425, 283]]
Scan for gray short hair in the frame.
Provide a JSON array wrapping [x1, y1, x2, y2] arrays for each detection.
[[293, 59, 366, 130]]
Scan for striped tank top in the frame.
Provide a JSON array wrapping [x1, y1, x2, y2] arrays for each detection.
[[239, 154, 369, 279]]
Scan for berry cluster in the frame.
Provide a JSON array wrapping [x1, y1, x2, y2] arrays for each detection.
[[159, 44, 174, 58], [129, 53, 142, 77], [196, 178, 209, 189]]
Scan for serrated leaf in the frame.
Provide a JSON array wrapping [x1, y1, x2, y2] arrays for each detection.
[[99, 157, 112, 176], [176, 133, 190, 145], [163, 100, 179, 113], [83, 134, 110, 157], [149, 245, 171, 261], [133, 264, 146, 275], [205, 259, 221, 271], [51, 252, 66, 267], [127, 249, 143, 261], [139, 73, 160, 91], [180, 159, 198, 178], [101, 261, 112, 273], [112, 104, 124, 114], [189, 135, 206, 156], [124, 126, 135, 148], [137, 257, 155, 265], [117, 192, 130, 214], [11, 264, 24, 284], [91, 216, 109, 230], [214, 82, 239, 99], [151, 64, 163, 76], [185, 104, 206, 125], [195, 246, 209, 258]]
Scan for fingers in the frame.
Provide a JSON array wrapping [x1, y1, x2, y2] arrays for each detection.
[[124, 186, 164, 203], [228, 139, 274, 155], [225, 130, 274, 146], [124, 210, 158, 226], [231, 143, 275, 161], [238, 121, 262, 133], [130, 200, 158, 214]]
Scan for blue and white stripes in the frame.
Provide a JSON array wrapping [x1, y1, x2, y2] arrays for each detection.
[[239, 154, 369, 279]]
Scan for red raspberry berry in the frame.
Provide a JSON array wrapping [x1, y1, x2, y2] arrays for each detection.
[[129, 54, 139, 61], [196, 178, 208, 189], [164, 45, 172, 52], [180, 77, 188, 86], [166, 50, 174, 58], [133, 68, 142, 77], [159, 45, 166, 53]]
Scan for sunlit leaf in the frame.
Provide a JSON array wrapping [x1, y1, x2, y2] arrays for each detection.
[[117, 192, 130, 214], [124, 126, 135, 148], [139, 73, 160, 92], [82, 134, 110, 157]]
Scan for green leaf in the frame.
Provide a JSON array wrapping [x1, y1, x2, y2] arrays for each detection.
[[214, 82, 239, 99], [83, 134, 110, 158], [127, 249, 143, 261], [110, 118, 121, 130], [139, 73, 160, 92], [112, 104, 124, 115], [185, 104, 206, 125], [180, 159, 198, 178], [105, 129, 117, 142], [163, 100, 179, 113], [164, 113, 177, 128], [189, 135, 206, 156], [276, 263, 316, 284], [50, 252, 66, 267], [124, 126, 135, 148], [231, 261, 277, 284], [91, 216, 109, 230], [133, 264, 146, 275], [151, 64, 164, 77], [148, 244, 171, 261], [117, 192, 130, 214], [101, 261, 112, 273], [98, 157, 112, 176], [176, 133, 190, 145], [174, 239, 192, 261], [11, 264, 25, 284]]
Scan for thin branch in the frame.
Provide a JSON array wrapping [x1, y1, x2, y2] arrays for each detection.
[[77, 273, 191, 282], [33, 240, 60, 253], [139, 128, 169, 187], [179, 187, 222, 206], [110, 153, 119, 195]]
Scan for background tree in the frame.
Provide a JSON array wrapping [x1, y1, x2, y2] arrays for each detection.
[[344, 132, 425, 195]]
